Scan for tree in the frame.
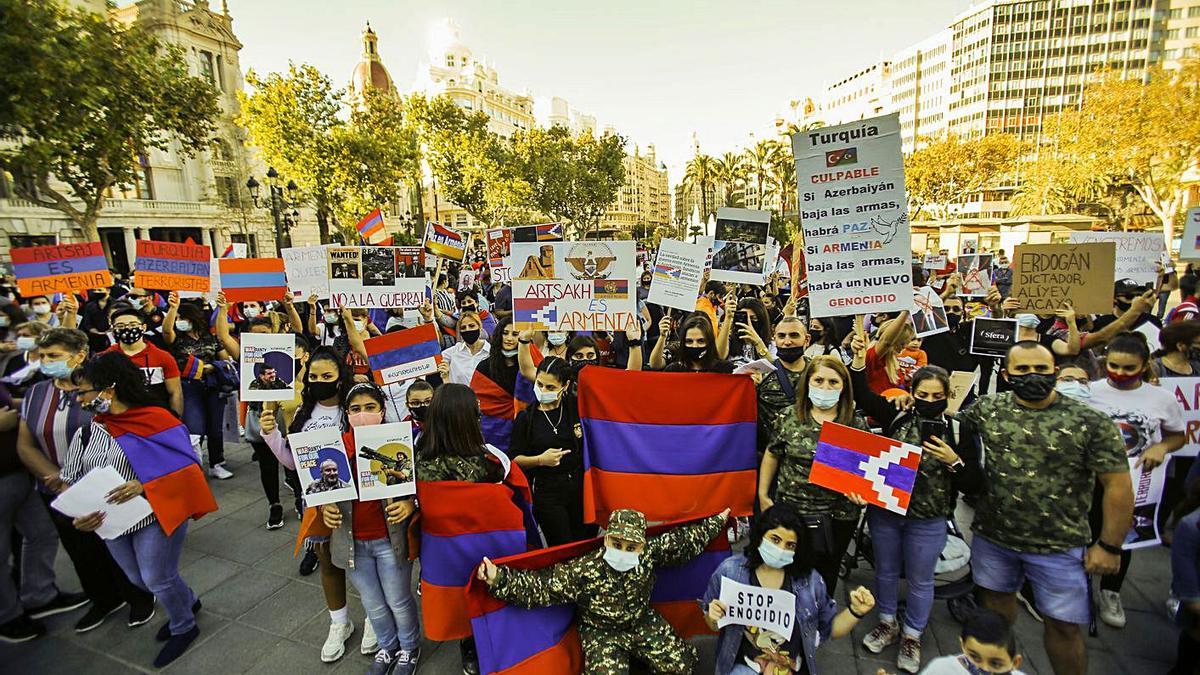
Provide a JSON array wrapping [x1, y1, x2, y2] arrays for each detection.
[[904, 132, 1024, 220], [513, 125, 626, 238], [769, 149, 796, 220], [683, 154, 717, 223], [0, 0, 218, 247], [714, 151, 747, 207], [745, 139, 780, 211], [1032, 63, 1200, 245]]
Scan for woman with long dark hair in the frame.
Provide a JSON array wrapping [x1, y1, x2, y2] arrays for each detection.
[[725, 297, 773, 368], [65, 353, 216, 668], [163, 292, 233, 480], [651, 314, 735, 373], [1156, 320, 1200, 378]]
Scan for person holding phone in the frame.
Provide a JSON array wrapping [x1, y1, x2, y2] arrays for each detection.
[[848, 332, 983, 673]]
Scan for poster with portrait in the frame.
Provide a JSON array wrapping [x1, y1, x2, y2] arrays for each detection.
[[289, 426, 357, 507], [911, 286, 949, 338], [958, 234, 979, 256], [956, 254, 993, 298], [353, 422, 416, 501], [510, 240, 636, 332], [238, 333, 295, 402], [327, 247, 426, 309], [709, 207, 771, 285]]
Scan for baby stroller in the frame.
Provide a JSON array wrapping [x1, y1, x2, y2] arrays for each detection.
[[840, 515, 978, 624]]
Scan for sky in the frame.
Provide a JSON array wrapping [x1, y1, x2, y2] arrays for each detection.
[[227, 0, 971, 184]]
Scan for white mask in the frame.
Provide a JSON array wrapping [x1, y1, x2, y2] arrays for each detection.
[[534, 384, 559, 404], [16, 336, 37, 352], [353, 320, 366, 333], [603, 546, 639, 572], [1015, 313, 1040, 329], [175, 319, 192, 333], [547, 332, 568, 346], [323, 311, 339, 324], [243, 306, 262, 319], [32, 304, 50, 315]]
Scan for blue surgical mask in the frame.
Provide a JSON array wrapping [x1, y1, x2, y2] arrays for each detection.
[[39, 359, 74, 380], [175, 319, 192, 333], [807, 386, 842, 410], [1015, 313, 1040, 329], [758, 539, 795, 569], [16, 336, 36, 352], [501, 347, 519, 357], [1055, 380, 1091, 400], [603, 546, 639, 572], [534, 385, 559, 404], [547, 332, 568, 346]]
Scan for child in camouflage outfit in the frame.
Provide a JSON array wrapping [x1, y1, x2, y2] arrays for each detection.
[[478, 507, 730, 674]]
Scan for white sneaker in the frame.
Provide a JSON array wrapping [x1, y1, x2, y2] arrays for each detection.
[[360, 618, 378, 655], [208, 463, 233, 480], [320, 621, 354, 663], [1098, 590, 1126, 628]]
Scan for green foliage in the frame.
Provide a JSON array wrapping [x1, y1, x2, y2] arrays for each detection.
[[512, 125, 626, 238], [714, 151, 747, 207], [903, 132, 1024, 220], [0, 0, 219, 241], [683, 154, 717, 222]]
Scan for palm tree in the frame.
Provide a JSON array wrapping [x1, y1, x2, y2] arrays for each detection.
[[714, 151, 747, 207], [745, 139, 779, 211], [683, 153, 717, 224], [769, 150, 796, 219]]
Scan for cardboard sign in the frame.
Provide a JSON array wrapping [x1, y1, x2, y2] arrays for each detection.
[[486, 228, 512, 267], [423, 222, 468, 261], [511, 240, 636, 332], [239, 333, 295, 402], [791, 113, 912, 318], [1181, 207, 1200, 261], [1010, 242, 1115, 315], [911, 286, 949, 338], [1068, 232, 1165, 285], [923, 254, 947, 270], [946, 371, 978, 415], [710, 207, 771, 285], [282, 245, 331, 299], [353, 422, 416, 501], [956, 254, 993, 298], [647, 238, 709, 313], [134, 240, 211, 292], [289, 426, 358, 507], [969, 318, 1019, 357], [327, 247, 426, 309], [716, 577, 796, 640], [12, 242, 112, 297]]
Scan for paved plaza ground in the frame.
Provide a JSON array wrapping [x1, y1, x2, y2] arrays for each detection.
[[1, 439, 1181, 674]]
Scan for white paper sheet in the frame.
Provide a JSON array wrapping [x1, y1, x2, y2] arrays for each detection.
[[51, 466, 153, 540]]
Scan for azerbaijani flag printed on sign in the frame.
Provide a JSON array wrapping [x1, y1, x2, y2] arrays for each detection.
[[809, 422, 923, 515], [579, 368, 757, 525], [12, 242, 112, 297], [217, 257, 288, 303], [365, 323, 442, 385], [356, 208, 385, 241], [134, 240, 211, 292]]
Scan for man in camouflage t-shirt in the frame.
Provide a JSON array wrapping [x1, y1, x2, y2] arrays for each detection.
[[755, 316, 809, 451], [958, 342, 1132, 675]]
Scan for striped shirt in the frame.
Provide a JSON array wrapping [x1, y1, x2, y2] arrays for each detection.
[[60, 421, 156, 535], [434, 288, 457, 314]]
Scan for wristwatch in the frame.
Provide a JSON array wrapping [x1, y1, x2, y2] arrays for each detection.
[[1096, 539, 1123, 556]]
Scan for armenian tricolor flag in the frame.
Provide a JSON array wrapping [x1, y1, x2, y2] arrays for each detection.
[[579, 368, 757, 525], [356, 208, 386, 242], [465, 515, 729, 674], [97, 406, 217, 535], [365, 324, 442, 385], [12, 242, 112, 297], [470, 346, 542, 454], [217, 257, 288, 303], [810, 422, 922, 515]]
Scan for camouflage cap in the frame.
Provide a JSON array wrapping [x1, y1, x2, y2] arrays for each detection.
[[606, 509, 647, 545]]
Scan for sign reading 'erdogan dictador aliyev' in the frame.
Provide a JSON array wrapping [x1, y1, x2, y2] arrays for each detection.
[[791, 113, 912, 319]]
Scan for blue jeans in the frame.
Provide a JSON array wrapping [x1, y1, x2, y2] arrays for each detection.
[[106, 520, 196, 635], [0, 473, 58, 623], [867, 508, 948, 636], [181, 379, 226, 467], [347, 538, 419, 652]]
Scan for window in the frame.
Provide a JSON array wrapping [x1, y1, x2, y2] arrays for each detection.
[[215, 55, 225, 91], [1167, 8, 1181, 19], [1166, 29, 1180, 39], [1190, 6, 1200, 18], [198, 51, 215, 86], [214, 176, 239, 207], [446, 55, 455, 67], [8, 236, 56, 249], [1188, 27, 1199, 38]]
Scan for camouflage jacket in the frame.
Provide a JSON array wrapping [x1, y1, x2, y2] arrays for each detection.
[[765, 412, 871, 521], [417, 454, 502, 483], [958, 391, 1127, 552], [489, 513, 727, 631], [889, 415, 960, 520], [756, 364, 805, 451]]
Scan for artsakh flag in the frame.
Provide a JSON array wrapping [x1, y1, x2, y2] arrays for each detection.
[[356, 208, 386, 241], [217, 257, 288, 303], [365, 323, 442, 385], [578, 368, 757, 526], [470, 345, 542, 455], [465, 516, 729, 674], [809, 422, 923, 515], [413, 466, 536, 641], [97, 406, 217, 535], [511, 223, 563, 243]]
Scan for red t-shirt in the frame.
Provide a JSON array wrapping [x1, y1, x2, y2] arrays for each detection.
[[864, 345, 900, 394], [104, 342, 180, 407], [342, 437, 389, 541]]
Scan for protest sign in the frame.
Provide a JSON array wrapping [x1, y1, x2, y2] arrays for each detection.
[[511, 222, 564, 244], [1167, 377, 1200, 459], [289, 426, 357, 507], [180, 260, 222, 302], [709, 207, 771, 285], [1068, 231, 1165, 286], [366, 323, 442, 385], [328, 247, 426, 309], [1010, 242, 1115, 315], [490, 265, 512, 284], [647, 238, 708, 313], [282, 245, 331, 299], [134, 240, 211, 292], [923, 254, 947, 270], [969, 318, 1018, 357], [218, 258, 288, 303], [791, 113, 912, 318], [220, 242, 248, 258], [1181, 207, 1200, 261], [911, 286, 948, 338], [239, 333, 295, 402], [946, 371, 978, 415], [353, 422, 416, 501], [13, 242, 112, 297], [51, 466, 153, 540], [423, 222, 468, 261], [485, 228, 511, 267], [511, 241, 637, 332], [1125, 458, 1168, 550], [956, 254, 993, 298], [810, 422, 922, 515], [716, 577, 796, 640], [958, 234, 979, 256]]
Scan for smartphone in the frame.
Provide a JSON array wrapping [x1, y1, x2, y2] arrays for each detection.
[[919, 420, 947, 445]]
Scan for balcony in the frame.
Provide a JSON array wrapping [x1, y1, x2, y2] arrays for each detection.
[[103, 198, 220, 214]]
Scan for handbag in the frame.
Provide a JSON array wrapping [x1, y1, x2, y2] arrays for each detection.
[[800, 513, 834, 556]]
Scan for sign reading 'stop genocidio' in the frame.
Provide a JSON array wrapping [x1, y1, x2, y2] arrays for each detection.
[[791, 113, 912, 319]]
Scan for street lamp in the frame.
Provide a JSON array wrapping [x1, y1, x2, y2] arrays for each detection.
[[246, 167, 301, 254]]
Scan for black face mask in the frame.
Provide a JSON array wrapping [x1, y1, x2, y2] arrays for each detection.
[[682, 346, 707, 363], [306, 380, 340, 402], [408, 404, 428, 422], [641, 279, 651, 287], [571, 359, 599, 376], [775, 346, 806, 363], [460, 329, 481, 345], [1115, 300, 1133, 313], [1006, 372, 1056, 402], [947, 314, 962, 329], [913, 398, 948, 419], [1189, 348, 1200, 363], [461, 305, 477, 314]]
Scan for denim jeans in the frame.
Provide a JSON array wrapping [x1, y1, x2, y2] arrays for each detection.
[[181, 379, 226, 467], [867, 508, 948, 636], [347, 538, 419, 652], [0, 473, 58, 623], [106, 520, 197, 635]]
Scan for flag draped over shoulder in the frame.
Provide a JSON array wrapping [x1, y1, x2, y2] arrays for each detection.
[[97, 406, 218, 535], [578, 368, 757, 525], [414, 467, 535, 641], [469, 345, 542, 454], [465, 517, 730, 675]]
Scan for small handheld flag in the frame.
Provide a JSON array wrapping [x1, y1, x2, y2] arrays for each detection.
[[356, 208, 386, 242], [365, 324, 442, 385], [809, 422, 922, 515], [218, 258, 288, 303]]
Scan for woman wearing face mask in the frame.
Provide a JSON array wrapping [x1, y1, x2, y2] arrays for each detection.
[[436, 312, 489, 385], [759, 355, 871, 593], [727, 298, 774, 368], [557, 326, 644, 383], [316, 383, 422, 675], [805, 318, 848, 364], [542, 329, 570, 358], [64, 353, 216, 668], [332, 307, 375, 383], [704, 504, 877, 675], [652, 314, 735, 373], [307, 296, 345, 348], [163, 292, 233, 480], [1155, 320, 1200, 378], [508, 357, 588, 545], [1080, 332, 1186, 630], [470, 317, 528, 454], [850, 337, 983, 673], [1, 321, 49, 392]]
